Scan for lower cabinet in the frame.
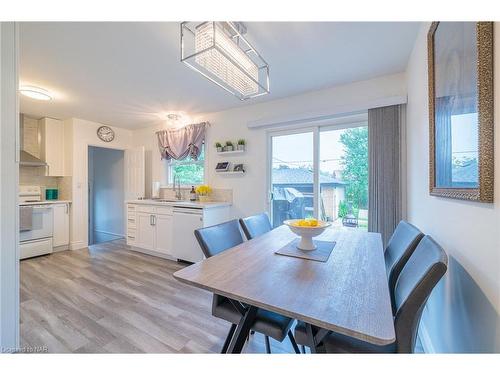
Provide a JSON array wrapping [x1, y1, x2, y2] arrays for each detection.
[[131, 208, 173, 257], [136, 212, 156, 251], [154, 214, 173, 255], [53, 203, 70, 249]]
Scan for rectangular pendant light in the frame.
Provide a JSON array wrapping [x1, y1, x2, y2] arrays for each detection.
[[181, 22, 270, 100]]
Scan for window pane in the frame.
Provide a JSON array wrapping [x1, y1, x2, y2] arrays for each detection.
[[271, 132, 314, 228], [169, 144, 205, 185], [319, 126, 368, 230], [171, 163, 204, 185]]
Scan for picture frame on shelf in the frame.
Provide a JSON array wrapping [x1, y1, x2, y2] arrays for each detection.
[[233, 164, 245, 172]]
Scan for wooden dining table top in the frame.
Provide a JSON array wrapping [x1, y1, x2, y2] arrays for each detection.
[[173, 225, 395, 346]]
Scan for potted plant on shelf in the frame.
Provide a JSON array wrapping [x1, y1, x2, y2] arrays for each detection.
[[195, 184, 212, 202], [237, 139, 246, 151], [225, 141, 234, 152], [215, 142, 223, 152]]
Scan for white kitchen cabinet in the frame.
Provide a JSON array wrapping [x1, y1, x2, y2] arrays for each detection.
[[126, 201, 230, 261], [39, 117, 66, 176], [53, 203, 70, 249], [154, 214, 173, 255], [136, 212, 156, 251]]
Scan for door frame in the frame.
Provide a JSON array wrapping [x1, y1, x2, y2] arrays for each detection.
[[266, 119, 368, 226]]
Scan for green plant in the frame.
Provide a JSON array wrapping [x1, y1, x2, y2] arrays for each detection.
[[338, 200, 348, 218], [225, 141, 233, 147], [215, 142, 222, 148], [237, 139, 245, 145]]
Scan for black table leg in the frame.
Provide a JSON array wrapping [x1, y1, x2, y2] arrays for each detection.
[[226, 305, 258, 353], [221, 324, 237, 353]]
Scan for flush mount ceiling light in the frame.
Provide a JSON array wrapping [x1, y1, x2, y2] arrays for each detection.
[[19, 86, 53, 101], [181, 21, 270, 100]]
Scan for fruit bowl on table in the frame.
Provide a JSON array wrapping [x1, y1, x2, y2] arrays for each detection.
[[284, 219, 332, 251]]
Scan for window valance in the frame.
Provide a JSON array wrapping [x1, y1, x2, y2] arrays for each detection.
[[156, 122, 208, 161]]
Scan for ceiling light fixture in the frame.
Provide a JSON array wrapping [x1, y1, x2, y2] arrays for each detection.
[[181, 22, 270, 100], [19, 86, 53, 101]]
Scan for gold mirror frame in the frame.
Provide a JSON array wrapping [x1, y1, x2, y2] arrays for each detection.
[[428, 22, 494, 202]]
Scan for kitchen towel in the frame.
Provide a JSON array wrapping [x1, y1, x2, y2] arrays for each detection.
[[20, 206, 33, 231]]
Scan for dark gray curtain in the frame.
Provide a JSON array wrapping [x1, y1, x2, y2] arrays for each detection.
[[368, 104, 405, 247], [435, 97, 453, 187]]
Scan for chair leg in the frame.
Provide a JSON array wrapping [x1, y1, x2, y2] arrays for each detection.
[[264, 335, 271, 354], [221, 324, 237, 353], [287, 331, 301, 354], [301, 345, 306, 354]]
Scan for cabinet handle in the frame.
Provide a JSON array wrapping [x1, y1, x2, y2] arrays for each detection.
[[65, 203, 68, 214], [152, 215, 156, 226]]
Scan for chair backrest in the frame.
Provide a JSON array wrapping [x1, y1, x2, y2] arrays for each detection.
[[385, 221, 424, 312], [239, 213, 272, 240], [393, 235, 447, 353], [194, 219, 244, 258]]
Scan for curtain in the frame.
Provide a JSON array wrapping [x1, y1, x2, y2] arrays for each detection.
[[368, 104, 405, 247], [435, 97, 453, 187], [156, 122, 208, 161]]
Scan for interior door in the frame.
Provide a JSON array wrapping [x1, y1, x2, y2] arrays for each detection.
[[125, 146, 145, 200]]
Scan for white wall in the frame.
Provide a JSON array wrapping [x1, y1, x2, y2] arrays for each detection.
[[406, 22, 500, 352], [66, 118, 132, 249], [133, 73, 407, 218], [89, 146, 125, 238], [0, 22, 19, 351]]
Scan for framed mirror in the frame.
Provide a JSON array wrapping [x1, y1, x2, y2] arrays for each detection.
[[428, 22, 494, 202]]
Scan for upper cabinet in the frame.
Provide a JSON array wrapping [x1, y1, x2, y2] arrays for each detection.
[[39, 117, 67, 176]]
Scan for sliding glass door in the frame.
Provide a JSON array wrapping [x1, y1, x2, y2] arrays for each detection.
[[269, 123, 368, 229]]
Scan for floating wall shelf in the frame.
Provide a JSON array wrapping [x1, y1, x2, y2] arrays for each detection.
[[216, 150, 245, 155]]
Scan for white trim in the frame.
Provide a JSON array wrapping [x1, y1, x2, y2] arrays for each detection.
[[248, 95, 405, 129], [0, 22, 20, 351], [70, 240, 86, 251], [93, 229, 124, 238]]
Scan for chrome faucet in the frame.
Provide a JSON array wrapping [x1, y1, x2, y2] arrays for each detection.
[[173, 175, 182, 200]]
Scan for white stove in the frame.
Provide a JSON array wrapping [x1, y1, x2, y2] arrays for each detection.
[[19, 185, 42, 203], [19, 185, 53, 259]]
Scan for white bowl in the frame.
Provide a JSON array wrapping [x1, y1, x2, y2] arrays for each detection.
[[284, 219, 332, 250]]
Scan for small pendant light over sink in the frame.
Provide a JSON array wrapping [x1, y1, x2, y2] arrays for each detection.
[[180, 22, 270, 100]]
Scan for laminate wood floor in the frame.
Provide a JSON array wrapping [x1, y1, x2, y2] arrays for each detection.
[[20, 240, 296, 353]]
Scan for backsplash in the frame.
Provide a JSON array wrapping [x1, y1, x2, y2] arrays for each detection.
[[19, 167, 72, 200], [159, 187, 233, 203]]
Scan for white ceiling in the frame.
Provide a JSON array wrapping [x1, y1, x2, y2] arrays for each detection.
[[19, 22, 420, 129]]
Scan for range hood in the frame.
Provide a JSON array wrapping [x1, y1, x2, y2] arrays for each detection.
[[20, 150, 47, 167], [19, 114, 47, 167]]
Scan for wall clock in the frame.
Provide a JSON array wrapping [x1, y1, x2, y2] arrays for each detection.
[[97, 126, 115, 142]]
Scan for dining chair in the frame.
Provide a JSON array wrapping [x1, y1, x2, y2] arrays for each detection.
[[385, 221, 424, 313], [194, 219, 301, 354], [239, 212, 272, 240], [293, 235, 447, 353]]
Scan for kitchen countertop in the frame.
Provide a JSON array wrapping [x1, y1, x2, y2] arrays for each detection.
[[20, 200, 72, 206], [126, 199, 231, 209]]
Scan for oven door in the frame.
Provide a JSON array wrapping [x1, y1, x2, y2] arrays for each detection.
[[19, 205, 54, 242]]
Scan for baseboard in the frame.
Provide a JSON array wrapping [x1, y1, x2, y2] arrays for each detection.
[[93, 229, 124, 237], [418, 320, 436, 353], [70, 241, 86, 250]]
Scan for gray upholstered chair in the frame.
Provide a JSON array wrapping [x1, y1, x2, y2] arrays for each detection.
[[194, 220, 300, 354], [385, 221, 424, 313], [294, 235, 447, 353], [239, 213, 272, 240]]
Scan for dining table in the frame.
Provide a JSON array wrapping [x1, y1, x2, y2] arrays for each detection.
[[173, 225, 395, 353]]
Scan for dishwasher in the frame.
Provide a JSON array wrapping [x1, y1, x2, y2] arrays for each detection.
[[172, 207, 205, 263]]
